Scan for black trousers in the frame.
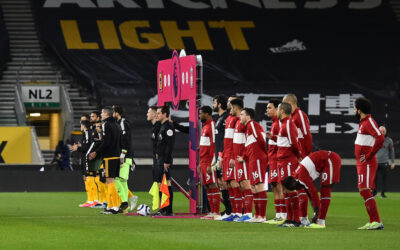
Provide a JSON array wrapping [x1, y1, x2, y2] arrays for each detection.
[[374, 163, 390, 195]]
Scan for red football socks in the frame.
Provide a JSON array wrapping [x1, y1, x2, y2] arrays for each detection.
[[233, 187, 243, 215], [284, 193, 292, 221], [243, 189, 253, 214], [319, 186, 331, 220], [360, 189, 381, 223], [257, 191, 268, 218], [298, 188, 309, 218], [228, 187, 236, 214], [289, 191, 300, 222]]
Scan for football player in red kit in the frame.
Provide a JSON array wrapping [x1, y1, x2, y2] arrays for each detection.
[[276, 102, 302, 227], [226, 98, 249, 221], [283, 94, 312, 226], [198, 106, 221, 219], [218, 96, 241, 220], [354, 97, 384, 230], [237, 108, 268, 223], [282, 150, 342, 229], [265, 98, 286, 224]]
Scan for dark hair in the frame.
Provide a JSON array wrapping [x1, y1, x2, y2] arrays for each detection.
[[230, 95, 238, 99], [158, 106, 170, 117], [149, 105, 158, 112], [230, 98, 243, 109], [268, 98, 281, 109], [112, 105, 123, 116], [213, 95, 228, 110], [279, 102, 292, 115], [102, 106, 113, 117], [81, 114, 89, 120], [243, 108, 256, 119], [80, 120, 91, 129], [282, 176, 297, 191], [91, 111, 100, 117], [200, 105, 212, 115], [355, 97, 372, 114]]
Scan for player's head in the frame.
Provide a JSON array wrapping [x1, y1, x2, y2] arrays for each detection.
[[147, 105, 158, 122], [283, 94, 298, 113], [354, 97, 371, 120], [213, 95, 228, 112], [80, 120, 91, 132], [90, 111, 100, 123], [282, 176, 303, 191], [157, 106, 170, 122], [227, 95, 238, 112], [80, 114, 89, 122], [266, 98, 281, 118], [112, 105, 123, 119], [277, 102, 292, 120], [379, 126, 387, 136], [240, 108, 255, 125], [199, 106, 212, 123], [101, 107, 113, 121], [230, 98, 244, 117], [95, 121, 102, 135]]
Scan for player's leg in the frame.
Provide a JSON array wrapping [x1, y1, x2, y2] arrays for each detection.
[[357, 161, 383, 230], [298, 188, 309, 226], [220, 158, 232, 216]]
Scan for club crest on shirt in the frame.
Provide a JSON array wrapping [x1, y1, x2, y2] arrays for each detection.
[[167, 129, 174, 136]]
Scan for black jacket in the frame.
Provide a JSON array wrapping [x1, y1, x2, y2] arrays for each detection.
[[117, 117, 133, 159], [95, 117, 121, 158], [77, 129, 92, 172], [156, 121, 175, 164], [152, 121, 161, 157], [214, 111, 229, 157]]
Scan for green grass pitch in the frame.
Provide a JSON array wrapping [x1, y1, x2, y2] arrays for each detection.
[[0, 192, 398, 249]]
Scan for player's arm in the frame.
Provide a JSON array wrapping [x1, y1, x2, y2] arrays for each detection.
[[172, 120, 189, 134], [366, 120, 384, 161], [95, 124, 110, 155], [289, 122, 302, 159]]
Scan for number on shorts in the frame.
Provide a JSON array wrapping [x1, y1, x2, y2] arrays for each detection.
[[271, 170, 278, 178], [358, 174, 363, 185]]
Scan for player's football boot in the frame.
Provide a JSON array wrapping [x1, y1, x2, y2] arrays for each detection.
[[357, 222, 371, 230], [79, 202, 92, 208], [300, 217, 310, 226], [255, 217, 266, 223], [264, 218, 278, 224], [92, 203, 105, 209], [129, 195, 138, 211], [215, 213, 230, 221], [367, 222, 384, 230], [119, 202, 129, 211], [305, 223, 326, 229], [236, 214, 252, 222], [88, 201, 99, 207], [233, 215, 242, 222], [222, 214, 237, 222], [281, 220, 301, 227]]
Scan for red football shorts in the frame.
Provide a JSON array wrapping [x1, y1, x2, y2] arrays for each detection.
[[222, 157, 236, 181], [268, 161, 279, 184], [248, 158, 267, 186], [278, 157, 298, 184], [235, 160, 250, 182], [201, 165, 217, 186], [356, 156, 377, 189]]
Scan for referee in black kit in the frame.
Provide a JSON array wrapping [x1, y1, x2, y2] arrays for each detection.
[[153, 106, 175, 216], [89, 106, 121, 214]]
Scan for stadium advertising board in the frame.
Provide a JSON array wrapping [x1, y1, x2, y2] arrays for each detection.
[[0, 127, 31, 164], [33, 0, 400, 158]]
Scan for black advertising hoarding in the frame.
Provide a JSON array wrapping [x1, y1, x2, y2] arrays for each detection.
[[33, 0, 400, 158], [0, 7, 9, 73]]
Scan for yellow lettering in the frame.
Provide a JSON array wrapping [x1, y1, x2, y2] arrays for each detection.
[[60, 20, 99, 49], [160, 21, 213, 50], [119, 21, 165, 50], [208, 21, 255, 50], [97, 20, 122, 49]]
